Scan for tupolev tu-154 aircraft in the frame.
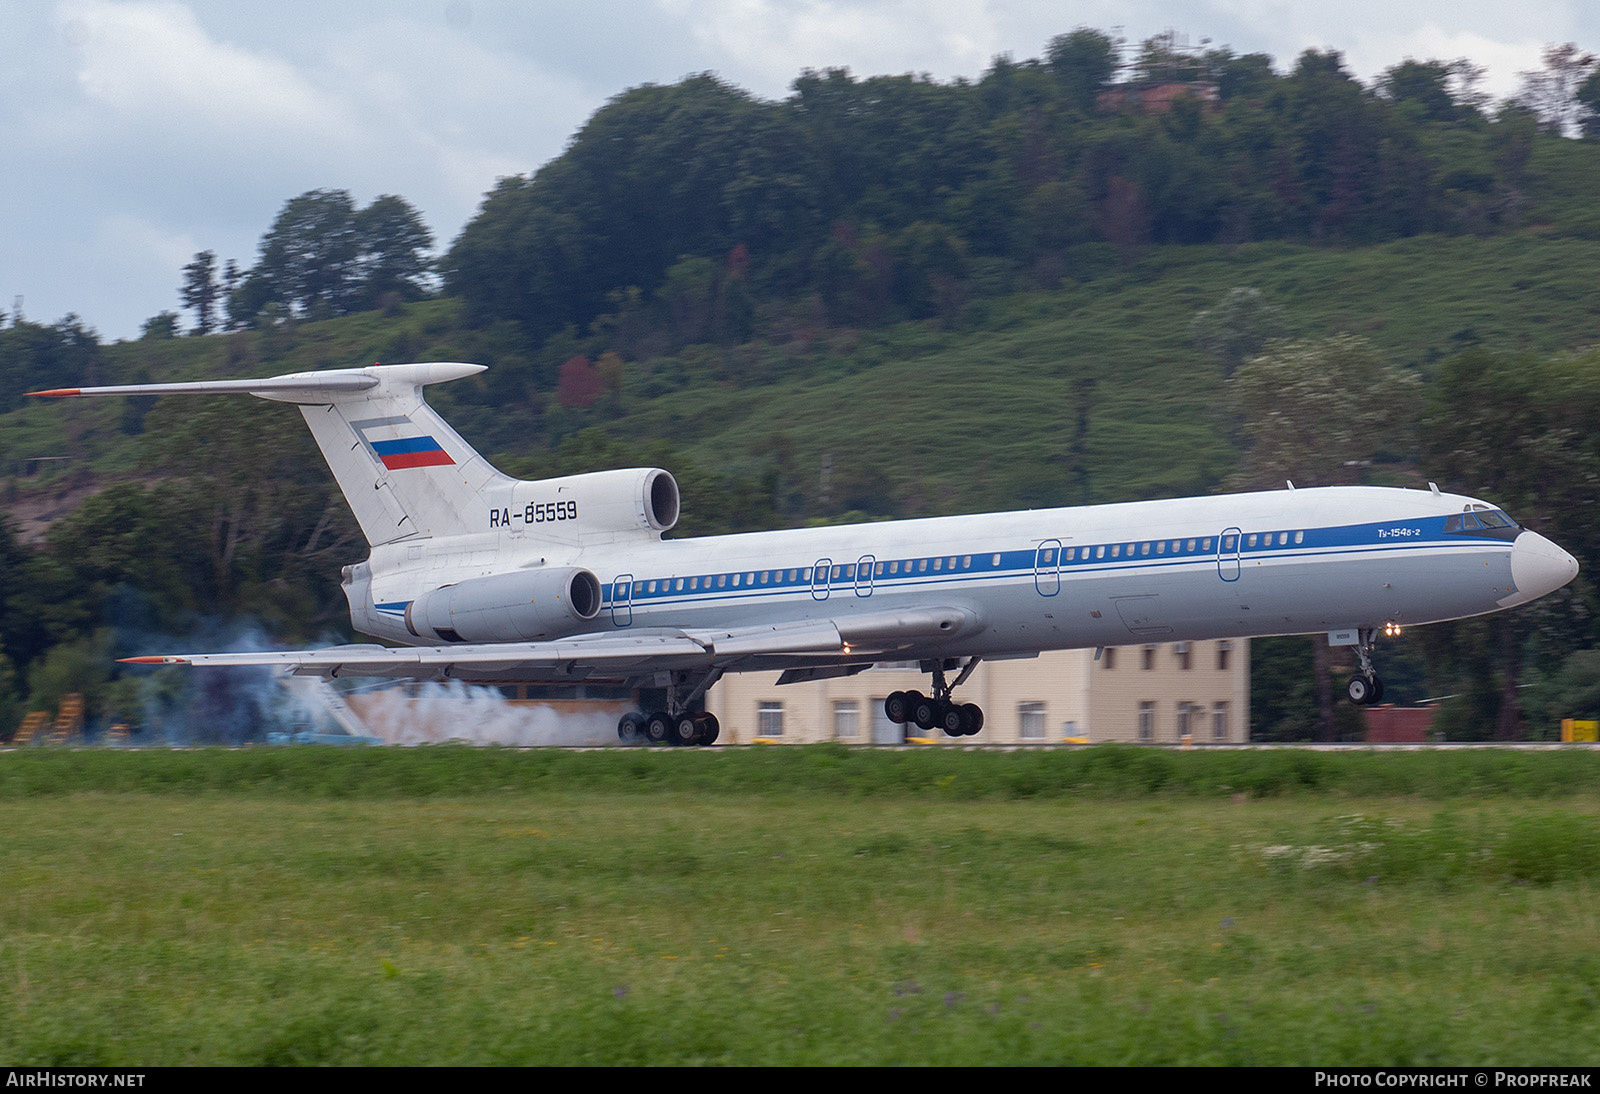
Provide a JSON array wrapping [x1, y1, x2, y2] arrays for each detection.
[[33, 361, 1579, 745]]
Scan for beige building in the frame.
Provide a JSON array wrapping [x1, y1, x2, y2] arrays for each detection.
[[705, 638, 1249, 745]]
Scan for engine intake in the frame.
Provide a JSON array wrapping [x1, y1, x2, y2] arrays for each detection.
[[405, 567, 603, 643]]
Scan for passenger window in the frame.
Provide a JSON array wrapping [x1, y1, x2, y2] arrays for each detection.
[[1187, 539, 1196, 551], [1247, 534, 1258, 548], [1111, 544, 1121, 558], [1156, 541, 1165, 554], [1096, 546, 1105, 559], [933, 558, 943, 571], [1141, 542, 1151, 556], [991, 554, 1001, 566], [1279, 532, 1288, 546], [1294, 531, 1304, 544]]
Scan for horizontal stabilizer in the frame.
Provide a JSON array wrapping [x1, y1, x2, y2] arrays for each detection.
[[28, 362, 483, 406]]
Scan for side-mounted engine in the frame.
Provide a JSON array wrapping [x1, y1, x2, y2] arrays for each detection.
[[405, 567, 604, 643]]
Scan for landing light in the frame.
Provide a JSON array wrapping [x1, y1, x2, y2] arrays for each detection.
[[1383, 622, 1403, 637]]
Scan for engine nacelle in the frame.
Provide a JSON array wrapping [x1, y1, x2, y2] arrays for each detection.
[[405, 567, 603, 644], [501, 468, 678, 544]]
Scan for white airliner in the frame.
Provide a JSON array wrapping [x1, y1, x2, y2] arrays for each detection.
[[33, 361, 1579, 745]]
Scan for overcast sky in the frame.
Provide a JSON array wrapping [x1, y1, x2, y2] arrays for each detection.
[[2, 0, 1596, 343]]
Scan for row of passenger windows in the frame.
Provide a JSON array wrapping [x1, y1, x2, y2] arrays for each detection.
[[625, 555, 985, 596], [619, 531, 1311, 598], [1031, 529, 1307, 564]]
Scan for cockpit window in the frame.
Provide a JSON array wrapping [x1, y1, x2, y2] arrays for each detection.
[[1445, 508, 1520, 538]]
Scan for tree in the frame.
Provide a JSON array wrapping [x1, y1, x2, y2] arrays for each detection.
[[140, 312, 179, 340], [1190, 287, 1287, 377], [1046, 28, 1118, 112], [1513, 43, 1598, 136], [255, 189, 361, 319], [1230, 334, 1420, 740], [180, 250, 221, 335], [1377, 59, 1457, 122], [352, 195, 434, 310]]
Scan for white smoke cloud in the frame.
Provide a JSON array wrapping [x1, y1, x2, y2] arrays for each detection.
[[340, 679, 626, 747]]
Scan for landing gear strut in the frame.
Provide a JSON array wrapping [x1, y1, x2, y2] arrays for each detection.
[[618, 668, 723, 746], [884, 658, 985, 738], [1346, 628, 1386, 706]]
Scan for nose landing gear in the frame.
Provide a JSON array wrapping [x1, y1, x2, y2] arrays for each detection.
[[1346, 627, 1386, 706]]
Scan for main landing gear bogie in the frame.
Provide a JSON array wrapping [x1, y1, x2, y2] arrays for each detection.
[[883, 658, 986, 738], [617, 708, 721, 746]]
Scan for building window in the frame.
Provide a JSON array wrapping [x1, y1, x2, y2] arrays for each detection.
[[1217, 640, 1232, 672], [833, 700, 860, 739], [1102, 647, 1116, 670], [1138, 701, 1155, 741], [757, 701, 784, 737], [1142, 645, 1156, 670], [1019, 701, 1047, 739], [1177, 701, 1194, 739], [1176, 642, 1192, 670], [1213, 701, 1230, 740]]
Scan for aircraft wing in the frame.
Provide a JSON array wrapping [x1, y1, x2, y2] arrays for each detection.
[[119, 607, 978, 683]]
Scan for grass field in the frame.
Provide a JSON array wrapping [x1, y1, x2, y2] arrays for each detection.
[[3, 745, 1599, 1065]]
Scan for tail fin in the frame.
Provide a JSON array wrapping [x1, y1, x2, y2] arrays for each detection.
[[32, 362, 506, 546]]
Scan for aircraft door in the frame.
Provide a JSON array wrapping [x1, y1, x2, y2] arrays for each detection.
[[611, 573, 634, 626], [812, 558, 832, 601], [1034, 539, 1062, 597], [855, 554, 875, 597], [1217, 529, 1241, 582]]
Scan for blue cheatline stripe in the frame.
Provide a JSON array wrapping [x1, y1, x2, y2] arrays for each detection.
[[371, 436, 445, 456], [597, 514, 1513, 611]]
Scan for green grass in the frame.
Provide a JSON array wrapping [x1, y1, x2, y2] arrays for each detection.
[[3, 746, 1600, 1064]]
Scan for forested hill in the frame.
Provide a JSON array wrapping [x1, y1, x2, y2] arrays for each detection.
[[445, 34, 1596, 346]]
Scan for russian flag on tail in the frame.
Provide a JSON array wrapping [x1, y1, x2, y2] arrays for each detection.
[[371, 436, 455, 470]]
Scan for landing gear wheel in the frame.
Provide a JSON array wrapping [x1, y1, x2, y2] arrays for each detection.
[[1370, 676, 1384, 704], [695, 712, 720, 746], [912, 693, 938, 731], [669, 713, 702, 746], [960, 703, 984, 736], [884, 691, 911, 725], [617, 711, 646, 744], [644, 711, 673, 743], [1347, 674, 1378, 706], [936, 700, 965, 737]]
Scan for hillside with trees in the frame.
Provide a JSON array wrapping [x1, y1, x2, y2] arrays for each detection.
[[4, 29, 1600, 742]]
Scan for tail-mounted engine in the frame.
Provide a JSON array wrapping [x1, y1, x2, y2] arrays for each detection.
[[405, 566, 604, 643], [494, 467, 679, 545]]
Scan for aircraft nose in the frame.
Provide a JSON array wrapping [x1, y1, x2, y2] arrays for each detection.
[[1507, 530, 1580, 605]]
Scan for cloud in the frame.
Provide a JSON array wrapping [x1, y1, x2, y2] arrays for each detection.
[[62, 0, 348, 140], [662, 0, 1009, 95]]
